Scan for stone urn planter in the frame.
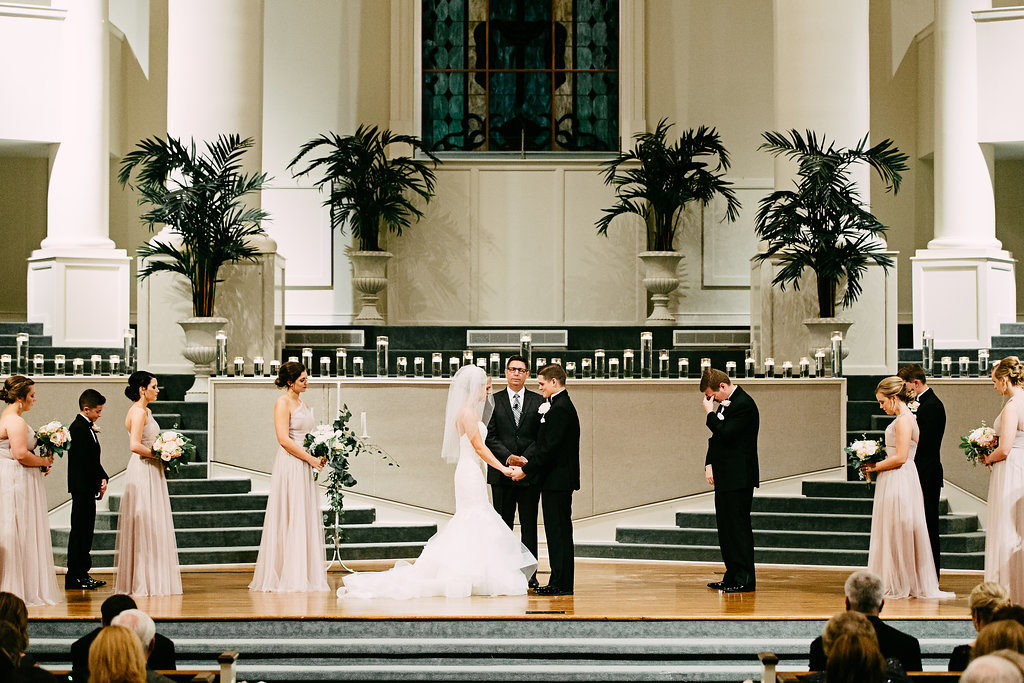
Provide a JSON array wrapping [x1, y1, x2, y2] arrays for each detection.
[[350, 251, 392, 324], [178, 317, 228, 402], [638, 251, 683, 325], [804, 318, 853, 375]]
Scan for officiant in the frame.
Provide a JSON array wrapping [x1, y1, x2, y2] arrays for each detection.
[[485, 354, 543, 589]]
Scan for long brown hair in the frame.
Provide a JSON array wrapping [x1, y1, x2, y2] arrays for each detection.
[[825, 632, 886, 683], [87, 625, 147, 683]]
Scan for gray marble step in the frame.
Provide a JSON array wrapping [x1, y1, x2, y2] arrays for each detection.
[[108, 492, 269, 513], [93, 507, 376, 531], [673, 510, 978, 534]]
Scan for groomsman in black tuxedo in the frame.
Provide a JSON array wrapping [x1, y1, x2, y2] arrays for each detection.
[[514, 363, 580, 596], [485, 354, 543, 588], [66, 389, 108, 590], [701, 368, 759, 593], [898, 363, 946, 574]]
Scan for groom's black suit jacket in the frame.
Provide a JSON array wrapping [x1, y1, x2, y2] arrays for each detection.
[[485, 388, 543, 487], [704, 386, 759, 492], [520, 390, 580, 491], [67, 414, 106, 495]]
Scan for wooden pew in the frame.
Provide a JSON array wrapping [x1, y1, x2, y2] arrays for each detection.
[[48, 650, 239, 683], [759, 652, 962, 683]]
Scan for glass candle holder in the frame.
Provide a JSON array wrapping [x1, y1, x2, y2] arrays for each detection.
[[73, 358, 84, 376], [288, 356, 299, 363], [565, 361, 576, 378], [551, 357, 562, 368], [376, 337, 389, 376], [55, 354, 66, 376], [799, 357, 810, 378], [535, 357, 547, 374], [979, 349, 990, 374], [233, 357, 245, 377], [595, 349, 606, 378], [15, 332, 29, 375], [608, 357, 620, 379], [462, 350, 474, 366], [782, 361, 793, 378], [353, 356, 364, 377], [432, 353, 443, 377], [270, 359, 281, 377], [489, 353, 500, 377], [335, 348, 347, 377], [958, 356, 970, 377], [448, 356, 460, 376], [764, 357, 775, 377], [301, 348, 313, 374], [90, 355, 101, 375], [658, 350, 670, 378], [319, 356, 331, 377], [475, 358, 487, 372], [123, 328, 135, 374], [744, 350, 755, 378], [216, 330, 227, 376], [922, 330, 934, 375], [640, 332, 653, 379], [0, 354, 10, 376], [581, 357, 593, 378], [700, 357, 711, 376], [397, 356, 408, 377], [678, 357, 689, 378], [254, 356, 265, 376], [32, 354, 44, 376], [520, 333, 532, 370], [623, 349, 635, 378], [815, 349, 826, 377], [414, 356, 425, 377], [108, 354, 120, 375], [830, 332, 844, 378], [940, 356, 952, 377], [725, 360, 737, 376]]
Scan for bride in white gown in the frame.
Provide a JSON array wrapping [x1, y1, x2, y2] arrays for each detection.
[[338, 365, 538, 599]]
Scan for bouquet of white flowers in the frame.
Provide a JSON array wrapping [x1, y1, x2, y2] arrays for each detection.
[[845, 437, 885, 483], [36, 421, 71, 458], [152, 430, 195, 472], [303, 424, 346, 462], [959, 422, 998, 466]]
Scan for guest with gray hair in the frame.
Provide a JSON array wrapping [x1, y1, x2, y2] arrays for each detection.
[[809, 570, 922, 672], [961, 654, 1024, 683], [111, 609, 174, 683]]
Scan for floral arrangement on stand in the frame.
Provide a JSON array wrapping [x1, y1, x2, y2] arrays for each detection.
[[960, 423, 998, 467], [845, 436, 885, 484], [152, 431, 196, 473]]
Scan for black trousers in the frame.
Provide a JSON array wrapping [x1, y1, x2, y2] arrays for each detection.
[[67, 493, 97, 580], [541, 490, 574, 590], [491, 484, 541, 576], [714, 486, 755, 586], [919, 473, 942, 572]]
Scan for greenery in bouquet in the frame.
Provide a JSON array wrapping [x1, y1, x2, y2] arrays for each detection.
[[36, 421, 71, 458], [152, 430, 195, 473], [845, 436, 885, 483], [959, 422, 998, 467]]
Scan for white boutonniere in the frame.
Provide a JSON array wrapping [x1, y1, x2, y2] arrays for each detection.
[[717, 399, 730, 421], [538, 401, 551, 423], [908, 400, 920, 413], [91, 424, 101, 433]]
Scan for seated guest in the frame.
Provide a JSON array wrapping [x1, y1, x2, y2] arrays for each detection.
[[950, 582, 1011, 671], [71, 594, 175, 682], [974, 621, 1024, 660], [88, 625, 147, 683], [0, 592, 54, 682], [993, 606, 1024, 628], [111, 609, 174, 683], [0, 621, 56, 683], [961, 653, 1024, 683], [809, 571, 922, 672], [992, 650, 1024, 674], [805, 612, 907, 683]]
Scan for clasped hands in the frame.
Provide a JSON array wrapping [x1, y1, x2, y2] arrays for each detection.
[[505, 454, 527, 481]]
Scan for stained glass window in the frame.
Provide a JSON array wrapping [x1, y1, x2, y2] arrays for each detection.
[[422, 0, 619, 153]]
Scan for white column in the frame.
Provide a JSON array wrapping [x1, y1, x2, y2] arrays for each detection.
[[912, 0, 1015, 349], [751, 0, 898, 374], [27, 0, 130, 347], [139, 0, 283, 382]]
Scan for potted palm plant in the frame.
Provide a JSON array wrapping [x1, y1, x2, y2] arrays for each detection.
[[754, 130, 908, 352], [288, 125, 440, 324], [118, 134, 270, 399], [597, 119, 741, 324]]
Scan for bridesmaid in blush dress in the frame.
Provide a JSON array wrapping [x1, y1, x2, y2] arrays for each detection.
[[250, 362, 329, 592], [863, 376, 953, 600], [0, 375, 61, 606], [983, 357, 1024, 606], [113, 371, 182, 596]]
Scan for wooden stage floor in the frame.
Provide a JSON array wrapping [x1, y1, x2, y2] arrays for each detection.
[[32, 560, 981, 622]]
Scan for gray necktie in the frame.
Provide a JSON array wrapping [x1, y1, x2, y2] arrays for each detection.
[[512, 393, 521, 426]]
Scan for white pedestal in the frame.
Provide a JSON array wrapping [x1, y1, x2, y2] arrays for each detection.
[[26, 249, 130, 347], [750, 253, 898, 375], [911, 250, 1016, 348], [138, 247, 286, 376]]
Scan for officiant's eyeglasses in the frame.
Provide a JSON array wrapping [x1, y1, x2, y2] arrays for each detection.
[[507, 367, 528, 374]]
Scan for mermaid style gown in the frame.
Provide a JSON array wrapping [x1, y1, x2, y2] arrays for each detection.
[[339, 422, 537, 599], [867, 411, 953, 599], [0, 428, 61, 606], [985, 395, 1024, 605], [250, 402, 330, 592], [113, 412, 182, 596]]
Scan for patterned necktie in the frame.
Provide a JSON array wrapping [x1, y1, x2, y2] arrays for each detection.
[[512, 393, 521, 426]]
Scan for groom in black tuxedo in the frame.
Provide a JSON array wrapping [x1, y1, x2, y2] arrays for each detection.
[[66, 389, 108, 590], [701, 368, 759, 593], [485, 354, 543, 588], [898, 363, 945, 573], [514, 363, 580, 596]]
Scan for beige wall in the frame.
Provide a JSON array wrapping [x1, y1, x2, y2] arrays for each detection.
[[210, 377, 846, 519], [0, 156, 48, 321], [996, 159, 1024, 319]]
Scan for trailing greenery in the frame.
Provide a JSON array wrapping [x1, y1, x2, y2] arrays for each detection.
[[288, 125, 440, 251], [754, 130, 908, 318], [596, 119, 740, 252], [117, 134, 270, 318]]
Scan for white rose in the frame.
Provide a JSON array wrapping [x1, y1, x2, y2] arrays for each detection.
[[538, 402, 551, 415]]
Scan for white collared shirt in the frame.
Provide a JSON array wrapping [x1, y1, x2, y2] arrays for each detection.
[[548, 388, 565, 401], [507, 387, 525, 407]]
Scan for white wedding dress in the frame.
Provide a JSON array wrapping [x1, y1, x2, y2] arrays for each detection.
[[338, 421, 537, 599]]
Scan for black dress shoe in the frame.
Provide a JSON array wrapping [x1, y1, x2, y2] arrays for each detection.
[[65, 577, 95, 590], [720, 583, 755, 593], [707, 581, 729, 590], [534, 585, 573, 596], [84, 577, 106, 588], [528, 576, 540, 589]]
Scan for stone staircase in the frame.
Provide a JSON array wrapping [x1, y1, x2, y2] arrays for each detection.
[[896, 321, 1024, 372], [51, 379, 436, 568], [0, 321, 122, 372], [575, 480, 985, 570]]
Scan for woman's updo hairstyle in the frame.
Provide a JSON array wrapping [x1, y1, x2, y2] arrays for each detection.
[[993, 356, 1024, 387], [0, 375, 34, 404], [275, 361, 306, 389], [875, 375, 915, 404], [124, 371, 156, 401]]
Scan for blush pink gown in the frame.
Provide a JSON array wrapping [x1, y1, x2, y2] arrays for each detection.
[[985, 395, 1024, 606]]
